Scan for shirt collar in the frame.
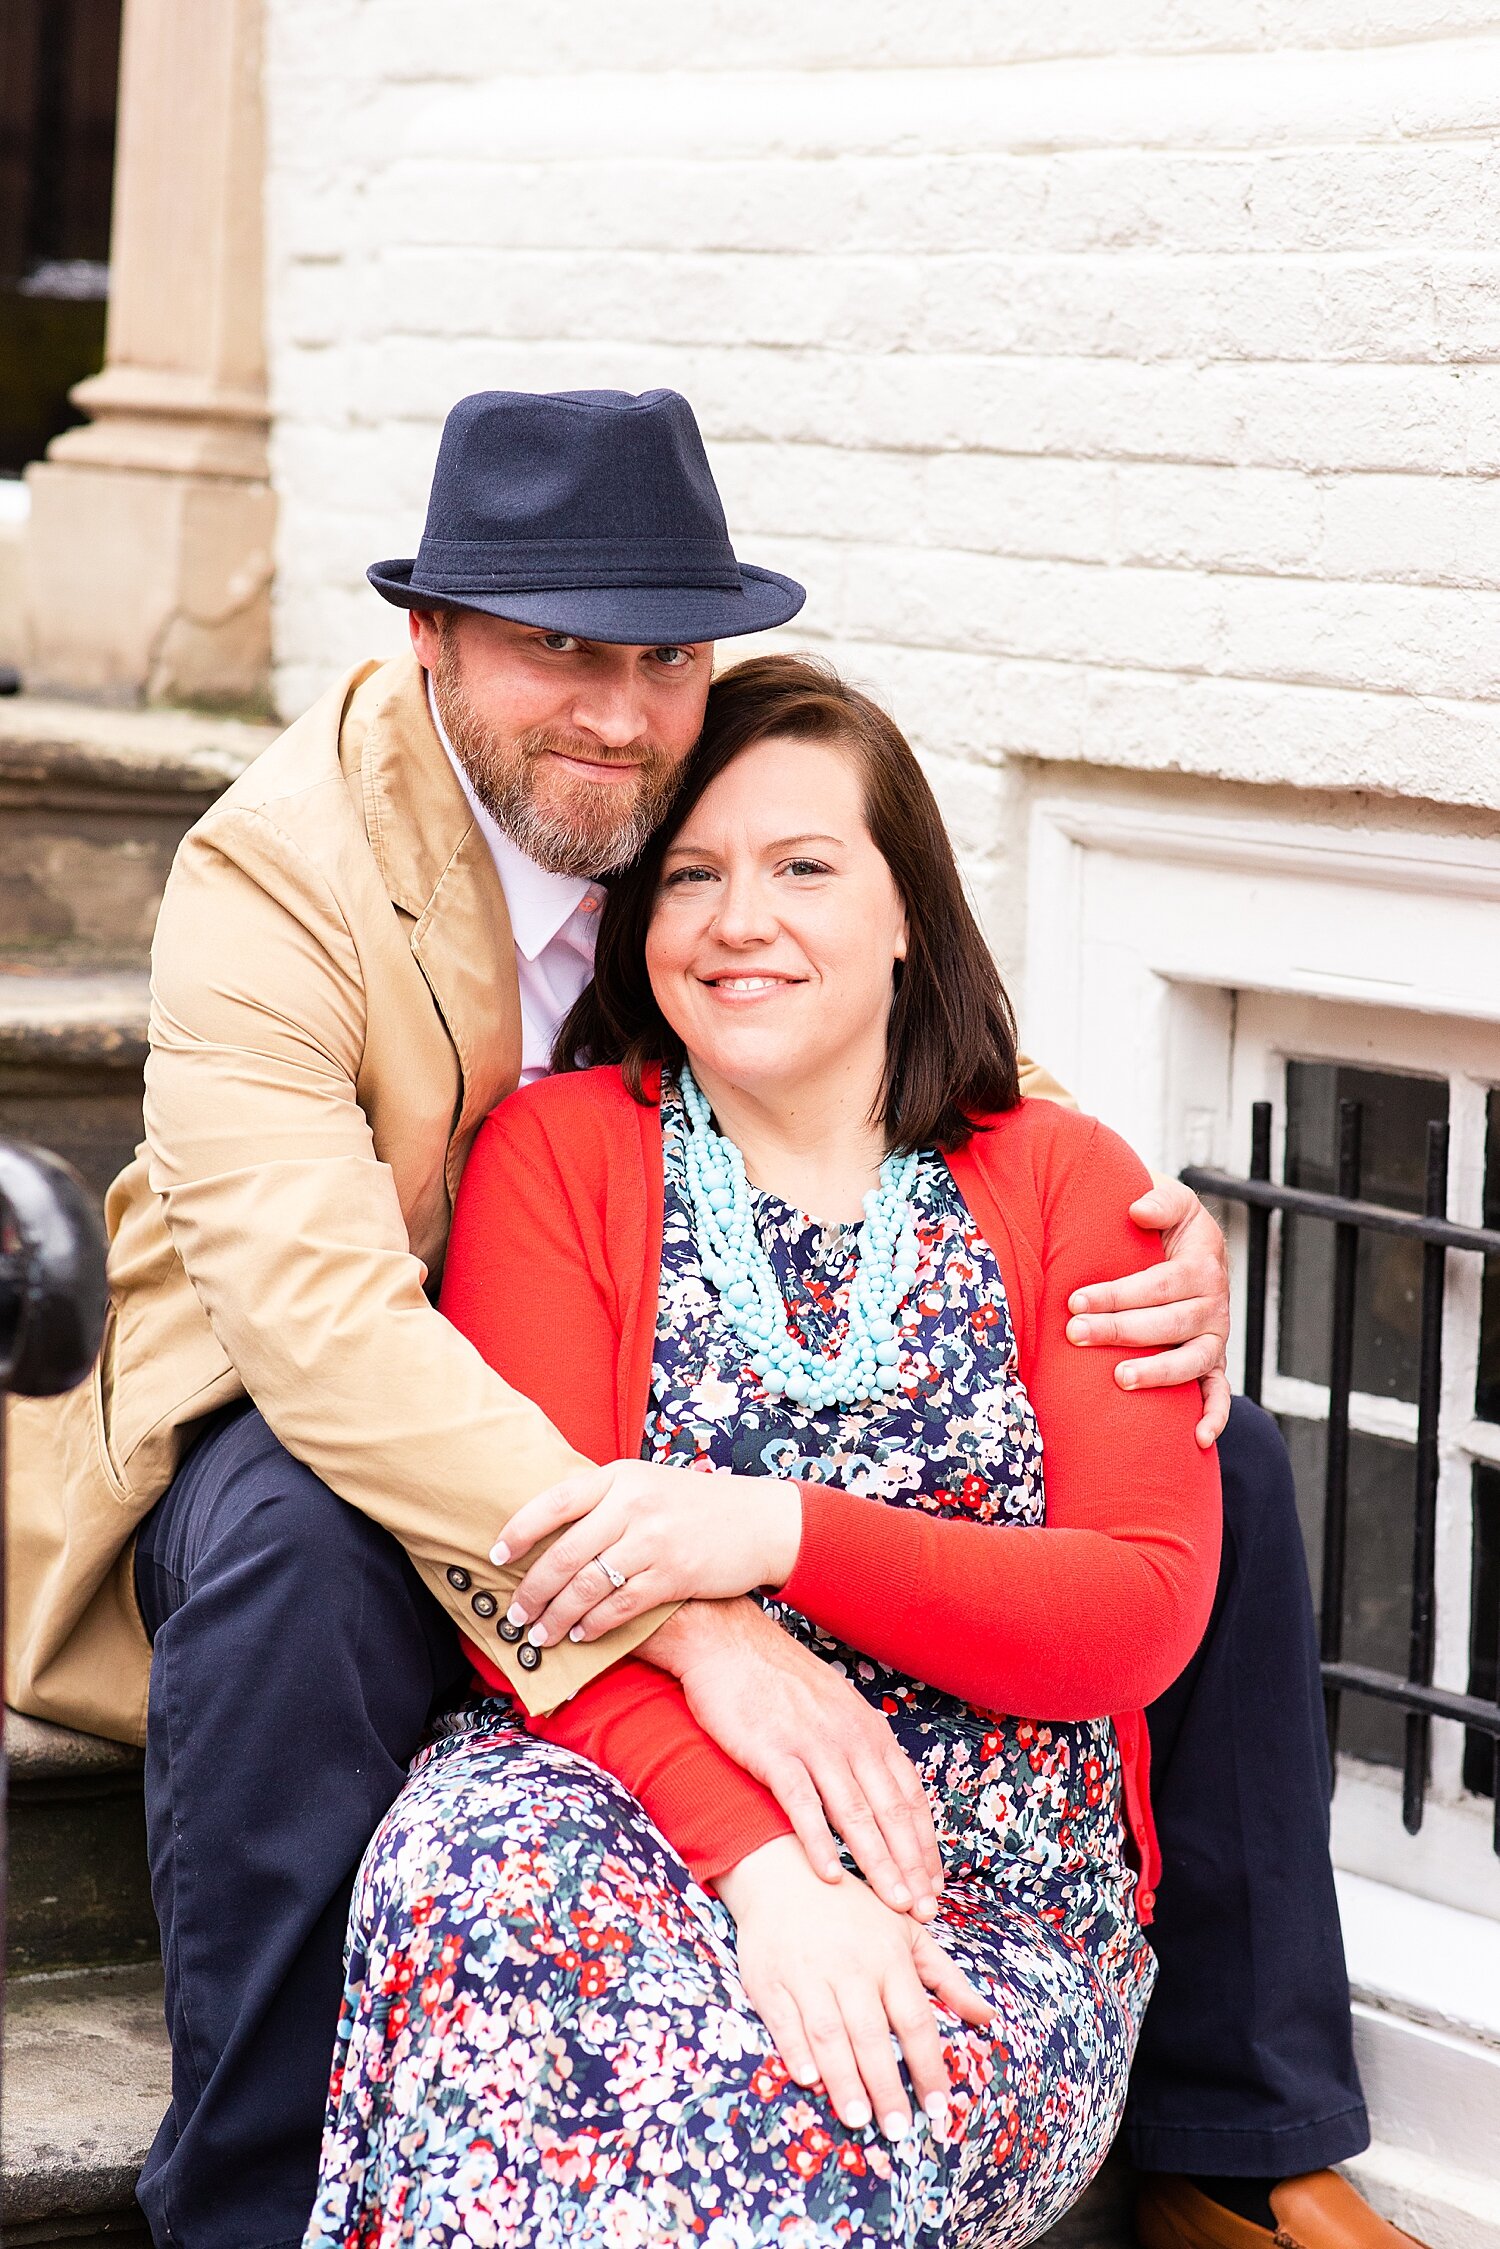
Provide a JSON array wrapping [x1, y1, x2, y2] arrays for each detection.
[[427, 674, 598, 963]]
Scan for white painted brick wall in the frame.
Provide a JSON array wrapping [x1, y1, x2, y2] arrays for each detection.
[[263, 4, 1500, 965]]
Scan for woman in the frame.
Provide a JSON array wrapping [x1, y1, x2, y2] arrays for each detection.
[[305, 657, 1220, 2248]]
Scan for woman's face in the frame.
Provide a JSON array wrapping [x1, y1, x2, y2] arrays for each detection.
[[646, 733, 908, 1111]]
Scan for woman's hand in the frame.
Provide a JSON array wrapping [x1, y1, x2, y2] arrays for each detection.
[[719, 1835, 993, 2139], [492, 1459, 802, 1648]]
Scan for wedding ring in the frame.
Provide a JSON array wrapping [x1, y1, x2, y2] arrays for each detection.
[[598, 1558, 628, 1591]]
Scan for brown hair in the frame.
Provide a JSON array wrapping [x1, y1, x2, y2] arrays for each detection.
[[554, 654, 1019, 1151]]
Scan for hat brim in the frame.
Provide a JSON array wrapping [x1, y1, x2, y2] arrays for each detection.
[[366, 559, 805, 644]]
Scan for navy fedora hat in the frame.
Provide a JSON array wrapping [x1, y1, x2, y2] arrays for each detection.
[[368, 387, 805, 644]]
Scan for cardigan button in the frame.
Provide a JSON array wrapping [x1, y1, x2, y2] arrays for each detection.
[[498, 1616, 524, 1644], [1139, 1889, 1155, 1912], [446, 1565, 472, 1592], [517, 1641, 542, 1672], [470, 1590, 499, 1620]]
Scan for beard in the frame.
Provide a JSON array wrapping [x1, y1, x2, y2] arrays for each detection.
[[432, 630, 686, 879]]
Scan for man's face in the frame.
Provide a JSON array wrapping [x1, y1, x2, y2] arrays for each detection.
[[410, 609, 713, 879]]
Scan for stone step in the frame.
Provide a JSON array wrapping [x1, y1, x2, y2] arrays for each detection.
[[6, 1710, 154, 1977], [0, 965, 148, 1202], [1, 1964, 167, 2245], [1336, 1871, 1500, 2249], [0, 694, 271, 962]]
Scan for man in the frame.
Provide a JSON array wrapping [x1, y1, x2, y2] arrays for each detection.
[[8, 389, 1396, 2249]]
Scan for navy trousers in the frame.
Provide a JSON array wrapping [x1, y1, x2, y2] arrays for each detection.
[[133, 1395, 1366, 2249], [1122, 1397, 1368, 2176]]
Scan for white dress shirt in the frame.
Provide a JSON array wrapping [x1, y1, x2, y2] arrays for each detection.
[[428, 679, 604, 1085]]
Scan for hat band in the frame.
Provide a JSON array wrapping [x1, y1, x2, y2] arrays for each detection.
[[413, 534, 744, 594]]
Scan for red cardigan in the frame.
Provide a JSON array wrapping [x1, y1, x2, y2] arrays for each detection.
[[438, 1066, 1221, 1921]]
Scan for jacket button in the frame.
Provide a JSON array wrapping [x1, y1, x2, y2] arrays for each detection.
[[517, 1641, 542, 1671], [471, 1590, 498, 1620], [498, 1617, 523, 1644], [446, 1566, 471, 1592]]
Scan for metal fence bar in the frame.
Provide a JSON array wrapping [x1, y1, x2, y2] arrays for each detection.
[[1242, 1102, 1272, 1408], [1322, 1664, 1500, 1731], [1181, 1172, 1500, 1257], [1320, 1101, 1363, 1768], [1404, 1121, 1449, 1833], [1183, 1109, 1500, 1857]]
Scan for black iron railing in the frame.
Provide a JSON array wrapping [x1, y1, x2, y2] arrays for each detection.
[[1184, 1099, 1500, 1854], [0, 1144, 109, 2102]]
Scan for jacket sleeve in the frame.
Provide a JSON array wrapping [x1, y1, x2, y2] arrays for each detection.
[[779, 1116, 1221, 1716], [142, 807, 670, 1715], [1015, 1052, 1077, 1107]]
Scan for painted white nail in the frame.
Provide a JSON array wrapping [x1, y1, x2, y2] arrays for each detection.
[[506, 1603, 527, 1626], [527, 1623, 548, 1646], [924, 2093, 949, 2129], [882, 2112, 910, 2142], [844, 2101, 871, 2131]]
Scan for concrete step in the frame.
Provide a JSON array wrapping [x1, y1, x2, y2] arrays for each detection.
[[1, 1963, 167, 2245], [0, 964, 148, 1202], [0, 694, 271, 962], [6, 1710, 154, 1977], [1336, 1870, 1500, 2249]]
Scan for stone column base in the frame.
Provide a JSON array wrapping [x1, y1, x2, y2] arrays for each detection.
[[23, 459, 274, 712]]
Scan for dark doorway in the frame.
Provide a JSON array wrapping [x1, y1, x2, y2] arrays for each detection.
[[0, 0, 122, 477]]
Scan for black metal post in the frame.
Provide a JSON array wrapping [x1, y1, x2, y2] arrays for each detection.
[[0, 1144, 109, 2130], [1242, 1101, 1272, 1407], [1403, 1121, 1449, 1833], [1320, 1100, 1363, 1769]]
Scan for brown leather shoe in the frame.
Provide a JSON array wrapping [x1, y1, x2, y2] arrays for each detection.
[[1137, 2172, 1427, 2249]]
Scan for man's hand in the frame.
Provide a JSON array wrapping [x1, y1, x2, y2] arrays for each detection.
[[1064, 1178, 1231, 1449], [643, 1598, 943, 1922]]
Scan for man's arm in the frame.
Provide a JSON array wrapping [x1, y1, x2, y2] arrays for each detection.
[[143, 805, 673, 1712], [1017, 1051, 1232, 1446]]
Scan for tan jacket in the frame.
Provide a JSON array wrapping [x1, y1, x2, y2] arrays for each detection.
[[5, 653, 1069, 1748]]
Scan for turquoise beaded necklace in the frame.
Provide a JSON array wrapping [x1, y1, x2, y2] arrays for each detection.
[[678, 1064, 920, 1411]]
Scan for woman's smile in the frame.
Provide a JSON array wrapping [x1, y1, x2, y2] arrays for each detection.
[[699, 971, 807, 1000]]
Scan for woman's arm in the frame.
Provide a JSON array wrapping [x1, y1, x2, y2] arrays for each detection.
[[440, 1099, 792, 1887], [446, 1097, 946, 1905], [526, 1656, 792, 1887], [502, 1111, 1220, 1718], [780, 1113, 1222, 1714]]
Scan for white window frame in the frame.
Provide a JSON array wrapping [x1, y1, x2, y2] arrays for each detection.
[[1023, 789, 1500, 1922]]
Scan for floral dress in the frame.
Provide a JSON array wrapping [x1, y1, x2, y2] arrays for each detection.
[[304, 1082, 1156, 2249]]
